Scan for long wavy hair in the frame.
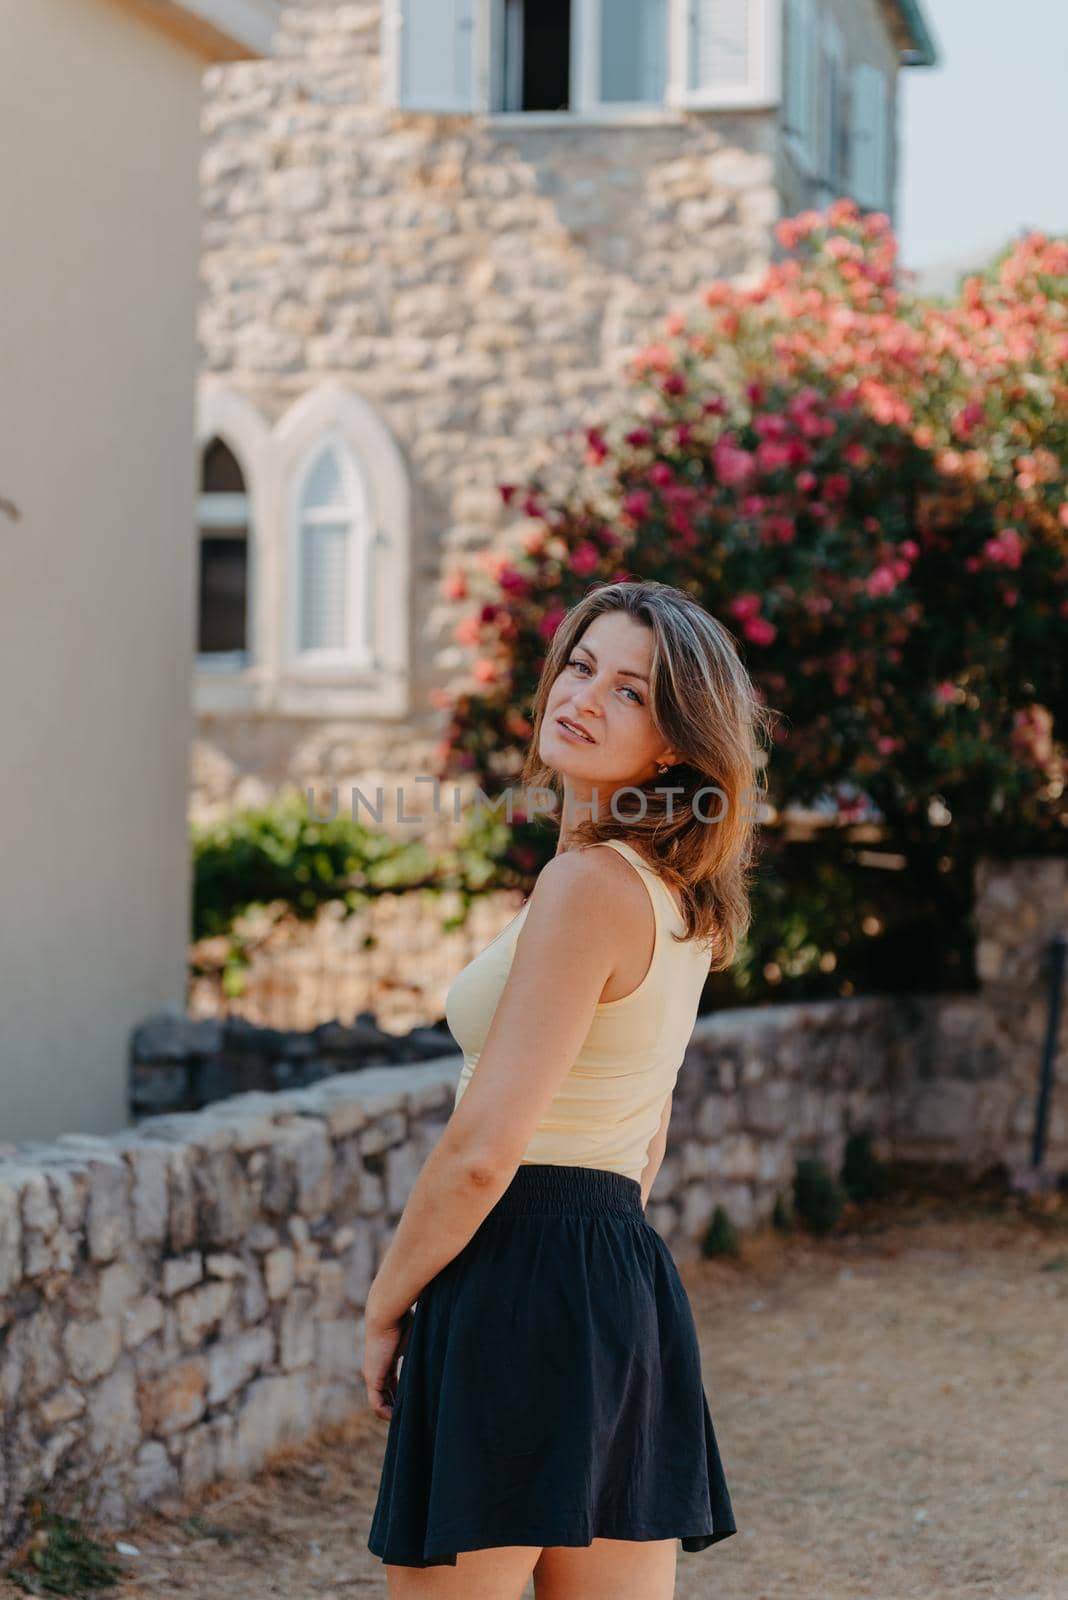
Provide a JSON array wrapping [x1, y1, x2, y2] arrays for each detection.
[[518, 579, 778, 971]]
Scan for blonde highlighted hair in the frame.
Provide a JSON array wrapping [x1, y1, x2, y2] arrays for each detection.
[[519, 579, 778, 971]]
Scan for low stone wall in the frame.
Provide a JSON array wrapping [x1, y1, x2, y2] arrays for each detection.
[[2, 858, 1065, 1550]]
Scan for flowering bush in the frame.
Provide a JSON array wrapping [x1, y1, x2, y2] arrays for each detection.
[[437, 202, 1067, 868]]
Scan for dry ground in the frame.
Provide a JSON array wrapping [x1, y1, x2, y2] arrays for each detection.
[[5, 1175, 1068, 1600]]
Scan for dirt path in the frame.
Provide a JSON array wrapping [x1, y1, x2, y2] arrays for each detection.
[[6, 1198, 1068, 1599]]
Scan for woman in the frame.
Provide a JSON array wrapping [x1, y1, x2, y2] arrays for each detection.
[[363, 579, 773, 1598]]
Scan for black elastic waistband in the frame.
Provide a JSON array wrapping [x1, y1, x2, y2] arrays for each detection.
[[488, 1162, 643, 1219]]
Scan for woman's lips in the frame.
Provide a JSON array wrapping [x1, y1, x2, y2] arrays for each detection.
[[556, 717, 595, 744]]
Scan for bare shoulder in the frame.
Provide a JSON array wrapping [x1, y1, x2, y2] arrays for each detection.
[[525, 843, 649, 936]]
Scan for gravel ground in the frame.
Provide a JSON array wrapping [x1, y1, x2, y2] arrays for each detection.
[[6, 1182, 1068, 1600]]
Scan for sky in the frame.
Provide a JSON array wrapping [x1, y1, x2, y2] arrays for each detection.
[[898, 0, 1068, 289]]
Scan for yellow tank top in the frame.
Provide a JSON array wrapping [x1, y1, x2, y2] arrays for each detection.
[[445, 838, 712, 1183]]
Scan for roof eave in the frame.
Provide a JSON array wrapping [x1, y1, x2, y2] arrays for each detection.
[[885, 0, 939, 68], [140, 0, 282, 61]]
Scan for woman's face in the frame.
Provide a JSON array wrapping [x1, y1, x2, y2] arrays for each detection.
[[541, 611, 677, 808]]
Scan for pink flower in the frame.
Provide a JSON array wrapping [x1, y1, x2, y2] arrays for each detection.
[[743, 615, 777, 645], [473, 658, 497, 684], [648, 462, 674, 488], [569, 542, 601, 576], [760, 515, 796, 546], [753, 412, 788, 440], [982, 528, 1024, 569], [585, 427, 608, 463], [728, 593, 764, 621], [497, 566, 529, 597], [934, 681, 958, 705], [756, 440, 792, 473], [865, 565, 899, 598], [625, 427, 652, 448], [442, 571, 467, 600], [661, 372, 688, 397], [796, 470, 818, 494], [454, 614, 483, 646], [713, 439, 756, 486]]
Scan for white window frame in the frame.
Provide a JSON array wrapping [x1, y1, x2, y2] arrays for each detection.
[[667, 0, 781, 112], [287, 433, 374, 675], [193, 381, 412, 720], [383, 0, 781, 119]]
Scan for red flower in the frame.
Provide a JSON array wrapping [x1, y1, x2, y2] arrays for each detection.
[[569, 542, 601, 576], [743, 615, 777, 645], [622, 489, 652, 522]]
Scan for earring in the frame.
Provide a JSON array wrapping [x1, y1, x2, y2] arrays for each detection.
[[657, 763, 669, 775]]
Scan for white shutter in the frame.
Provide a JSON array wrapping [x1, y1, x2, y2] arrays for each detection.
[[398, 0, 477, 112], [688, 0, 751, 93], [300, 523, 349, 652], [849, 61, 889, 208], [298, 447, 349, 653]]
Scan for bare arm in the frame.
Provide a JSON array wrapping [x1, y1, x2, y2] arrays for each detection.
[[639, 1090, 673, 1211], [364, 847, 634, 1329]]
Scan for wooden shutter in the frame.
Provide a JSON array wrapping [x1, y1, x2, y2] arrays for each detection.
[[849, 61, 889, 208], [783, 0, 816, 155], [398, 0, 477, 112], [818, 16, 844, 186]]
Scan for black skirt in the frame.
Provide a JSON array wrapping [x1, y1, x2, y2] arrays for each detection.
[[367, 1161, 738, 1567]]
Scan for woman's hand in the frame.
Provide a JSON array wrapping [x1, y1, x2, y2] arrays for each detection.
[[362, 1304, 415, 1423]]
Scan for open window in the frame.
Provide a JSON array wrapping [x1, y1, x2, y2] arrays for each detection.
[[197, 437, 250, 663], [389, 0, 777, 116]]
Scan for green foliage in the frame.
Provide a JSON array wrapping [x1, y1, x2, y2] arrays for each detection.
[[188, 792, 542, 994], [792, 1157, 846, 1236], [6, 1504, 124, 1595], [701, 1203, 740, 1258], [839, 1128, 895, 1203]]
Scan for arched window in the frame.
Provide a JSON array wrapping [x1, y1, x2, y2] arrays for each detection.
[[294, 438, 372, 664], [197, 436, 250, 660], [273, 382, 412, 714]]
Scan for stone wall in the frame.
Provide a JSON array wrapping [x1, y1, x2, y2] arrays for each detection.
[[194, 1, 782, 813], [2, 857, 1064, 1549]]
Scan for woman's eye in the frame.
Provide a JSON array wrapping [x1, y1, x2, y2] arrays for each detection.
[[567, 659, 643, 705]]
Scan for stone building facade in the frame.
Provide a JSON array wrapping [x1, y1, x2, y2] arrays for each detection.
[[194, 0, 936, 822]]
